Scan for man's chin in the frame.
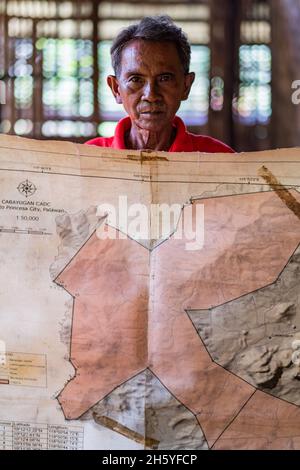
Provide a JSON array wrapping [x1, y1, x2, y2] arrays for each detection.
[[136, 114, 171, 132]]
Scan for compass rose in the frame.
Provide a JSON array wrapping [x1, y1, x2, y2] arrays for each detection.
[[17, 179, 37, 198]]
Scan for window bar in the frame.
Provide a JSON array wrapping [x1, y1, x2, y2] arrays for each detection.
[[92, 0, 99, 132]]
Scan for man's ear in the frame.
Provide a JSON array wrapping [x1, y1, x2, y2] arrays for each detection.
[[107, 75, 123, 104], [182, 72, 195, 101]]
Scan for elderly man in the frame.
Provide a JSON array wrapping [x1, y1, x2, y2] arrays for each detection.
[[86, 15, 234, 153]]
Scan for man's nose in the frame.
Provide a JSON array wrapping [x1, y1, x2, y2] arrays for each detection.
[[142, 80, 161, 102]]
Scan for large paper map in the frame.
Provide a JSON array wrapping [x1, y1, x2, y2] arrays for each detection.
[[1, 134, 300, 450]]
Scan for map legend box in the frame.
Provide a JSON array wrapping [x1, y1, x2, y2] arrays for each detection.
[[0, 352, 47, 388]]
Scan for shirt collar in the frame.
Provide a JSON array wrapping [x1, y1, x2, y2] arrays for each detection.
[[111, 115, 192, 152]]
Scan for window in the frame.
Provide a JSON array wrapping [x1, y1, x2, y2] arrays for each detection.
[[237, 44, 271, 124], [0, 0, 211, 141], [1, 1, 97, 139], [233, 0, 272, 125], [97, 1, 211, 135]]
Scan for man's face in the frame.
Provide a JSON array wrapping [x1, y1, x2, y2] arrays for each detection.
[[107, 39, 195, 133]]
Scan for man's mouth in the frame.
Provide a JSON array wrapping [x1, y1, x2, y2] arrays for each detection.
[[140, 111, 164, 115]]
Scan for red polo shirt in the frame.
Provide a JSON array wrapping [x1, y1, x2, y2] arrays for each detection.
[[85, 116, 234, 153]]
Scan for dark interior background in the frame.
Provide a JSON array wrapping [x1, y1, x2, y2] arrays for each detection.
[[0, 0, 299, 152]]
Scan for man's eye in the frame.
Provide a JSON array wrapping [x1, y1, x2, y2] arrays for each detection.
[[129, 76, 142, 83], [160, 74, 173, 82]]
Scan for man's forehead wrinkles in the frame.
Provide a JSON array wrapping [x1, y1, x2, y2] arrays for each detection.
[[124, 63, 175, 72], [120, 40, 183, 73], [122, 57, 178, 76]]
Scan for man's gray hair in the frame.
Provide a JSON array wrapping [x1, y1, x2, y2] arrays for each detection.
[[110, 15, 191, 76]]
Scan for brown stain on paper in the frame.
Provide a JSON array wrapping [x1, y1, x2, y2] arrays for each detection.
[[258, 165, 300, 219], [93, 414, 159, 449]]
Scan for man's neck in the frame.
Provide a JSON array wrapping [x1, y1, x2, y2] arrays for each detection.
[[125, 123, 176, 151]]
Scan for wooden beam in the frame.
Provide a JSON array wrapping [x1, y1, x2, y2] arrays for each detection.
[[208, 0, 239, 148]]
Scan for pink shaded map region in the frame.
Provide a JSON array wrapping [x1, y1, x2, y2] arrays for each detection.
[[55, 190, 300, 448]]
